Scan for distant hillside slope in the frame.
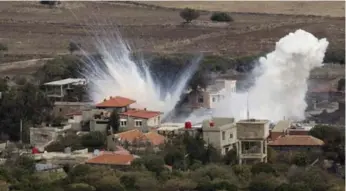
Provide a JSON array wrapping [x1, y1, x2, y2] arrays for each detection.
[[144, 1, 345, 18]]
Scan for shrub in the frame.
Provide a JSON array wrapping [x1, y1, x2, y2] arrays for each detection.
[[0, 43, 8, 51], [80, 131, 106, 150], [292, 152, 309, 166], [180, 8, 200, 23], [210, 12, 233, 22], [68, 41, 81, 54], [251, 162, 276, 175]]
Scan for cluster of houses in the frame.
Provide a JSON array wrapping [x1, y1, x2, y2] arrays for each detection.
[[27, 78, 328, 169]]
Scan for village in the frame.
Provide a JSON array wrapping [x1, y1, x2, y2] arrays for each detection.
[[0, 1, 344, 190], [20, 76, 344, 173]]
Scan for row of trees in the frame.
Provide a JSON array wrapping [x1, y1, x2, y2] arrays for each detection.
[[0, 78, 52, 141], [0, 130, 343, 191], [180, 8, 233, 23]]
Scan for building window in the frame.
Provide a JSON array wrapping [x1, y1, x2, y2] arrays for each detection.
[[135, 120, 142, 127], [212, 97, 216, 102], [229, 133, 233, 139], [222, 131, 225, 140], [198, 96, 203, 103], [120, 119, 127, 127]]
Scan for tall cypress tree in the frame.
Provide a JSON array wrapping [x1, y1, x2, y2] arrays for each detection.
[[108, 109, 120, 134]]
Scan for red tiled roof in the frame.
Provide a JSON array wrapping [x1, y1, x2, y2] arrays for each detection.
[[115, 129, 146, 143], [96, 96, 136, 108], [144, 132, 166, 146], [85, 153, 135, 165], [268, 135, 324, 146], [114, 129, 165, 146], [120, 109, 161, 119]]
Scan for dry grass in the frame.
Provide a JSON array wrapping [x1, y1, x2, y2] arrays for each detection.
[[0, 1, 344, 63], [144, 1, 345, 17]]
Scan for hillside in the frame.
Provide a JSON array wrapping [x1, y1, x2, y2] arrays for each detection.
[[0, 1, 344, 63]]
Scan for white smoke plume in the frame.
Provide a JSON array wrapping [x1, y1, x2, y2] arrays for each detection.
[[188, 29, 329, 123], [80, 30, 201, 118]]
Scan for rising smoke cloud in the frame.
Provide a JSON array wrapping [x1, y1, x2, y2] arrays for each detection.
[[188, 29, 329, 123], [80, 30, 201, 118]]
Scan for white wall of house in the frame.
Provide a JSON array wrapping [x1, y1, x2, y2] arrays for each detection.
[[119, 115, 161, 132], [203, 125, 238, 155], [147, 116, 160, 127], [68, 115, 82, 123]]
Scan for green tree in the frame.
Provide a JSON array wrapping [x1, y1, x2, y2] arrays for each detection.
[[251, 162, 276, 175], [108, 109, 120, 134], [162, 178, 197, 191], [210, 12, 233, 22], [179, 8, 200, 23], [309, 125, 345, 164], [68, 42, 81, 54], [288, 167, 333, 191], [0, 78, 8, 92], [66, 183, 95, 191], [212, 179, 238, 191], [0, 82, 52, 140], [248, 173, 278, 191], [337, 78, 345, 91], [95, 176, 125, 191], [232, 164, 251, 183], [223, 150, 237, 165], [0, 43, 7, 52], [36, 55, 82, 83], [142, 154, 165, 176], [292, 152, 309, 166], [13, 155, 35, 174], [81, 131, 106, 150]]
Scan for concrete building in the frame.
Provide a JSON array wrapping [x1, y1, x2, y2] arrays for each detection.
[[236, 119, 270, 164], [269, 120, 315, 140], [90, 96, 136, 132], [66, 111, 83, 131], [90, 96, 162, 133], [268, 135, 324, 152], [178, 122, 203, 137], [43, 78, 87, 101], [157, 123, 185, 137], [95, 96, 136, 113], [185, 79, 236, 110], [53, 101, 93, 118], [107, 129, 165, 151], [119, 109, 162, 132], [270, 120, 292, 140], [202, 117, 238, 155]]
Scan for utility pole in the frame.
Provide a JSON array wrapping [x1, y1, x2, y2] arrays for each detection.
[[246, 91, 250, 120]]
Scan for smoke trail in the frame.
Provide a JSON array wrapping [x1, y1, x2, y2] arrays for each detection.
[[188, 29, 329, 123], [80, 29, 201, 118]]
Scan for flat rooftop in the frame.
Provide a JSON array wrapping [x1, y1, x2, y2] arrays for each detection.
[[237, 119, 270, 124], [157, 123, 184, 131], [44, 78, 86, 86]]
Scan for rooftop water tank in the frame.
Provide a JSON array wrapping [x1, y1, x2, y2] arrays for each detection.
[[185, 121, 192, 129]]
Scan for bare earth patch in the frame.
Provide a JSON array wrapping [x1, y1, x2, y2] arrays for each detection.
[[144, 1, 345, 18], [0, 1, 344, 62]]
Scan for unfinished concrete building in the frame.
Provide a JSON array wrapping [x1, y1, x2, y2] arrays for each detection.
[[236, 119, 270, 164], [202, 117, 238, 155]]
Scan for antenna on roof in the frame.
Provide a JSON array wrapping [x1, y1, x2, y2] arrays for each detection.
[[246, 91, 250, 120]]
